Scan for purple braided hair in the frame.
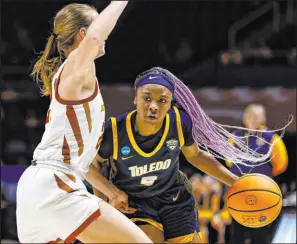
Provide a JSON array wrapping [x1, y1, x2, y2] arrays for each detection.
[[135, 67, 293, 167]]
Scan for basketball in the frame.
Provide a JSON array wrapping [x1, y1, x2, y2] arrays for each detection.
[[227, 173, 282, 228]]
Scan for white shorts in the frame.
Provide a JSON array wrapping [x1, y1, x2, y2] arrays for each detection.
[[16, 165, 102, 243]]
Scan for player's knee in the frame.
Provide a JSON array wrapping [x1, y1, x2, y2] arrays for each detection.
[[190, 232, 202, 243]]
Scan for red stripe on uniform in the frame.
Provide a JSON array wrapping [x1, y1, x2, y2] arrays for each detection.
[[62, 136, 71, 164], [63, 172, 76, 183], [64, 209, 101, 243], [83, 103, 92, 133], [66, 105, 84, 156], [96, 123, 105, 150], [54, 174, 76, 193], [48, 237, 62, 243]]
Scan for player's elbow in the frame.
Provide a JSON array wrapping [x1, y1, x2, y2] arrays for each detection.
[[271, 154, 288, 176], [85, 28, 107, 47], [272, 163, 288, 176], [80, 35, 105, 59]]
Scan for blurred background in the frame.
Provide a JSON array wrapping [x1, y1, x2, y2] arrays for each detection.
[[1, 0, 296, 243]]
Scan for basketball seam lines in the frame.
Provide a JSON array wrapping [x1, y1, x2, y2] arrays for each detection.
[[228, 198, 281, 212], [228, 189, 282, 199]]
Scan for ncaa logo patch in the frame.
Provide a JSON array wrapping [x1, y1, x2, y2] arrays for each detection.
[[166, 139, 178, 150], [121, 146, 131, 156]]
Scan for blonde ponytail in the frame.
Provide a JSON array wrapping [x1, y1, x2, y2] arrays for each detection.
[[31, 3, 98, 96], [31, 34, 63, 96]]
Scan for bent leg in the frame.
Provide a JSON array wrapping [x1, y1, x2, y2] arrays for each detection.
[[77, 200, 152, 243], [138, 224, 164, 243]]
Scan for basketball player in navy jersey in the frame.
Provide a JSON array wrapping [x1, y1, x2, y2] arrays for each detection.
[[92, 67, 278, 243]]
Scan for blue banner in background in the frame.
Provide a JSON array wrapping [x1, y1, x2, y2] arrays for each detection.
[[1, 166, 25, 204]]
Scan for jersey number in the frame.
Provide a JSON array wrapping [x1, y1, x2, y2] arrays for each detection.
[[140, 176, 158, 186]]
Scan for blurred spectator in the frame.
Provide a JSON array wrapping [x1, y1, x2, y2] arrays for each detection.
[[190, 174, 211, 243], [1, 89, 19, 102], [191, 175, 226, 243], [25, 109, 42, 156], [159, 37, 194, 65], [220, 49, 243, 65], [280, 182, 289, 196], [287, 48, 297, 67], [226, 103, 288, 178], [221, 39, 275, 66], [6, 20, 33, 65], [1, 106, 4, 122], [226, 103, 289, 244], [241, 39, 272, 58], [1, 183, 7, 209]]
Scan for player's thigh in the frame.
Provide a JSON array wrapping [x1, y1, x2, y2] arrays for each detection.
[[161, 193, 200, 242], [138, 224, 164, 243], [76, 200, 152, 243]]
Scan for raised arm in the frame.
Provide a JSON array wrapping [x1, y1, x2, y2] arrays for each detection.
[[74, 1, 129, 67], [60, 1, 129, 101]]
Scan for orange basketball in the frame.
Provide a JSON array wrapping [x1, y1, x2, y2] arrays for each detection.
[[227, 173, 282, 228]]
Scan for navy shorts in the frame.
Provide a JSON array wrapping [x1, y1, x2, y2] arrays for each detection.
[[126, 172, 200, 241]]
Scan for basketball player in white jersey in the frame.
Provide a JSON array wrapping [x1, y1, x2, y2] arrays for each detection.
[[16, 2, 152, 243]]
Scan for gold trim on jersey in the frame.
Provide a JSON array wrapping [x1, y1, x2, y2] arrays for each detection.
[[131, 218, 163, 231], [126, 110, 170, 158], [173, 106, 185, 147], [167, 232, 202, 243], [111, 117, 119, 160], [132, 217, 202, 243]]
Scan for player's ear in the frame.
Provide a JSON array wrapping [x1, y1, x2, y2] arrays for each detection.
[[79, 27, 88, 39], [134, 97, 136, 105]]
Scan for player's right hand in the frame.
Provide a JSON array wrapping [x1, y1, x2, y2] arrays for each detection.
[[109, 189, 136, 214]]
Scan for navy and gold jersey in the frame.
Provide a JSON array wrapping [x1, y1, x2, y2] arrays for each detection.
[[98, 106, 194, 198]]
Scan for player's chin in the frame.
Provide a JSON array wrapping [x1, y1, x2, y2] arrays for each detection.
[[96, 49, 106, 58], [144, 116, 160, 124]]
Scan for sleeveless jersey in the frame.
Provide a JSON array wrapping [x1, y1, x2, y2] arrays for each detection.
[[107, 107, 187, 198], [33, 61, 105, 177]]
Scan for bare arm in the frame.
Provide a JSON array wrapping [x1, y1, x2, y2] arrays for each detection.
[[60, 1, 128, 101], [90, 159, 108, 201], [85, 162, 118, 201], [182, 143, 239, 187], [86, 156, 136, 213], [74, 1, 129, 69]]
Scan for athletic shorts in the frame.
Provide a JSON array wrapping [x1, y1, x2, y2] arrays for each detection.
[[127, 171, 201, 242], [16, 164, 102, 243]]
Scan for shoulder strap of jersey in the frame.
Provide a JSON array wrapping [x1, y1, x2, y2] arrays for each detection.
[[110, 117, 118, 160], [173, 106, 185, 147]]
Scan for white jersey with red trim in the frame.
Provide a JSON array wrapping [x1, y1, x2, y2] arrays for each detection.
[[33, 61, 105, 177]]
